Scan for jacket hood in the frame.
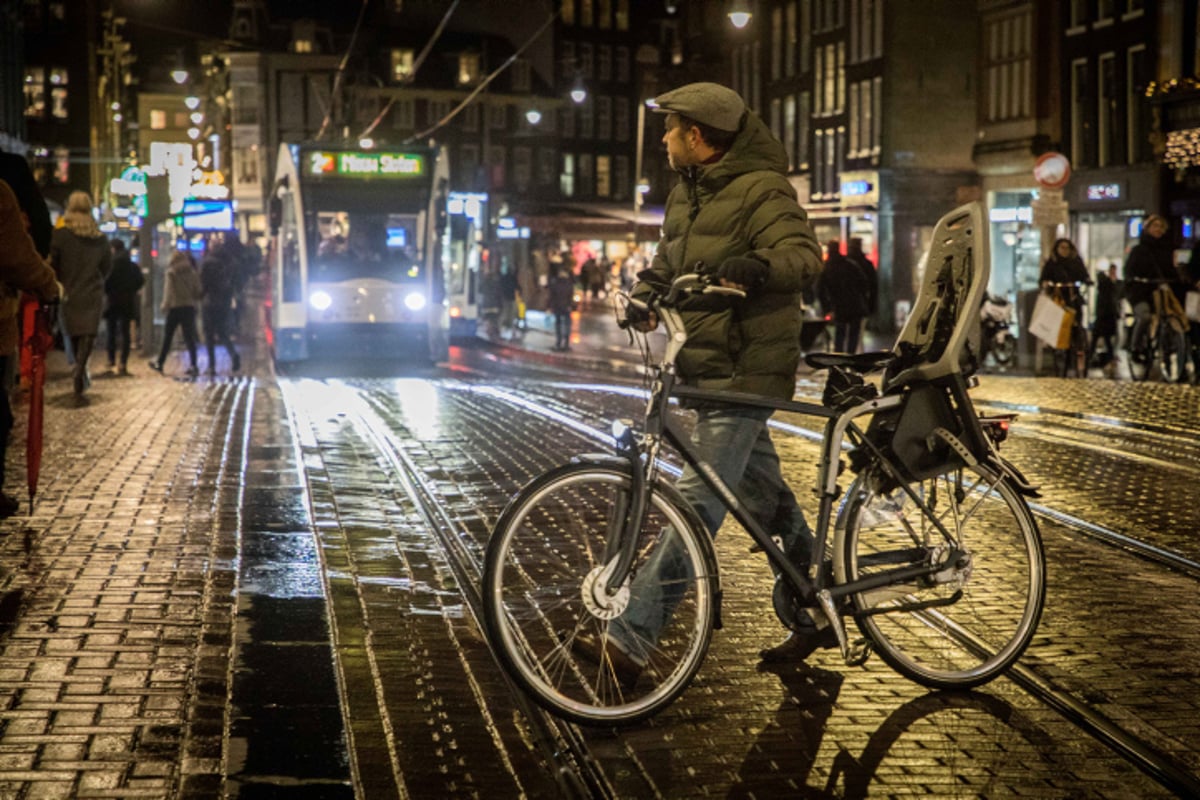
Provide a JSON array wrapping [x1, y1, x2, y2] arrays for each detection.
[[694, 112, 788, 190]]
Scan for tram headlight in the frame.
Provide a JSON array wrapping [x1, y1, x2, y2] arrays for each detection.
[[309, 290, 333, 311], [404, 291, 426, 311]]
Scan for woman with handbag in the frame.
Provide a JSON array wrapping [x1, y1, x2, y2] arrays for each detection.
[[1039, 238, 1092, 377]]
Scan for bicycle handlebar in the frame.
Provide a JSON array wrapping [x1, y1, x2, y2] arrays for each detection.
[[617, 273, 746, 329]]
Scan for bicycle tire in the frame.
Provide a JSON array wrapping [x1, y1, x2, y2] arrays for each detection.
[[482, 461, 717, 725], [1129, 340, 1154, 381], [991, 334, 1016, 367], [1157, 323, 1187, 383], [836, 460, 1044, 689]]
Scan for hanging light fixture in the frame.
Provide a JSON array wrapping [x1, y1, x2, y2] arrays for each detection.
[[570, 75, 587, 105], [525, 108, 543, 125], [727, 0, 752, 28]]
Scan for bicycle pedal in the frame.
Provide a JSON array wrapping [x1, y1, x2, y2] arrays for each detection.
[[843, 638, 872, 667]]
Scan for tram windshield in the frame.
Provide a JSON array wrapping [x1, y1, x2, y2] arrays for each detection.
[[309, 210, 422, 283]]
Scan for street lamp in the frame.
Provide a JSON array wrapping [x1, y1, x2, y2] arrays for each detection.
[[633, 98, 655, 218]]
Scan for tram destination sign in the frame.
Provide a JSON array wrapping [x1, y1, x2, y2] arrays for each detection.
[[305, 150, 425, 179]]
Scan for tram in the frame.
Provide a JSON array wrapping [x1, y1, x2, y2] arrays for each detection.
[[267, 143, 451, 363]]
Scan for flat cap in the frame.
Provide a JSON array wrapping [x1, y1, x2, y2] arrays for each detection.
[[652, 82, 746, 133]]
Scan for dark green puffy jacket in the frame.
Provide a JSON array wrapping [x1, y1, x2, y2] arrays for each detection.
[[638, 112, 822, 399]]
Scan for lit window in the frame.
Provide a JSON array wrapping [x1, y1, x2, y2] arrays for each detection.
[[458, 53, 481, 86], [24, 67, 45, 119], [391, 49, 414, 82], [51, 87, 68, 120], [150, 109, 167, 130], [294, 39, 313, 54]]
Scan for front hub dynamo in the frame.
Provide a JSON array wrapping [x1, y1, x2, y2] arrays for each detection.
[[582, 565, 631, 620]]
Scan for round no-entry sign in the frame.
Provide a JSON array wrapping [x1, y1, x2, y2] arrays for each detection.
[[1033, 152, 1071, 189]]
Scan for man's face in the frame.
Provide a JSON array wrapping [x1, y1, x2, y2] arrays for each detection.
[[662, 113, 697, 171], [1145, 218, 1168, 239]]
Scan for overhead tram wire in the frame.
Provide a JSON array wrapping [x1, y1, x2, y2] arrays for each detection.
[[402, 10, 559, 145], [356, 0, 462, 142], [314, 0, 372, 142]]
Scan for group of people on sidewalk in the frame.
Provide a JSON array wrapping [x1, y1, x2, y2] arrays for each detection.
[[1034, 216, 1198, 382], [149, 235, 245, 378]]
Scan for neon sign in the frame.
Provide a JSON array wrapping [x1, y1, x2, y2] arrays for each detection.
[[305, 151, 425, 178]]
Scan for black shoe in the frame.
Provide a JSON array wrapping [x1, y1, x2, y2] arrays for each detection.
[[571, 632, 644, 688], [148, 360, 163, 373], [0, 492, 19, 519], [759, 625, 838, 663], [185, 366, 199, 378]]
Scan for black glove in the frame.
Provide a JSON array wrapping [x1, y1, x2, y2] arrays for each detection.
[[716, 256, 769, 291]]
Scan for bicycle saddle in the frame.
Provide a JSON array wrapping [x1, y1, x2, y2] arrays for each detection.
[[805, 350, 894, 373]]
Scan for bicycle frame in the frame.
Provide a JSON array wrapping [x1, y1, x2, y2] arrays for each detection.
[[606, 301, 981, 657]]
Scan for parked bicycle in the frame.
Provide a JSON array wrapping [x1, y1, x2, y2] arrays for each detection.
[[481, 204, 1045, 726], [979, 293, 1016, 369], [1040, 281, 1089, 378], [1127, 277, 1189, 383]]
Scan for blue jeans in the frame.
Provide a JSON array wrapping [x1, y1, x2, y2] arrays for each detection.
[[615, 407, 813, 658]]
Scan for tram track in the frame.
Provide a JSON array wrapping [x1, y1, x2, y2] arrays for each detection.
[[337, 386, 621, 799], [457, 378, 1200, 797]]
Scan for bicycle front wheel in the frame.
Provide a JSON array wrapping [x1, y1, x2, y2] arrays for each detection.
[[837, 461, 1044, 689], [482, 461, 716, 726]]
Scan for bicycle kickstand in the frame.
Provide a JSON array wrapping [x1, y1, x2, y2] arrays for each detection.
[[816, 589, 872, 666]]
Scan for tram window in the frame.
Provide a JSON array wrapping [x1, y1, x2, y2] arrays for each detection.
[[280, 192, 302, 303], [310, 211, 421, 282]]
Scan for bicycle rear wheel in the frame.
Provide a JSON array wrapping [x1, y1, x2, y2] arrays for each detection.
[[837, 461, 1044, 689], [482, 461, 716, 725]]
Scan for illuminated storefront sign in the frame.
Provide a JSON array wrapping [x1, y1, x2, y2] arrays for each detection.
[[305, 150, 425, 178], [1086, 183, 1122, 201]]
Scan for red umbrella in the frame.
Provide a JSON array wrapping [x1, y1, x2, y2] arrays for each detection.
[[25, 298, 54, 515]]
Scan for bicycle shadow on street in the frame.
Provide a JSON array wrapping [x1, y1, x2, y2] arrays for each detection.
[[733, 679, 1062, 799]]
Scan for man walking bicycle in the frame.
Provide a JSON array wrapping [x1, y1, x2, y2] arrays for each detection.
[[579, 82, 826, 683]]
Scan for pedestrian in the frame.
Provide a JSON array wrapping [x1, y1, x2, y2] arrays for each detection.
[[498, 262, 519, 339], [199, 237, 241, 375], [846, 237, 878, 348], [547, 265, 575, 351], [103, 239, 144, 376], [1088, 262, 1120, 376], [0, 151, 52, 257], [478, 262, 503, 340], [1038, 238, 1092, 374], [149, 250, 201, 377], [0, 179, 61, 516], [575, 81, 824, 685], [1123, 215, 1177, 361], [49, 191, 111, 399], [818, 239, 871, 353]]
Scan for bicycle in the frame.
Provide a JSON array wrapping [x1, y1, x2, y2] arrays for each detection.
[[1127, 277, 1189, 383], [1040, 281, 1089, 378], [481, 203, 1045, 726]]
